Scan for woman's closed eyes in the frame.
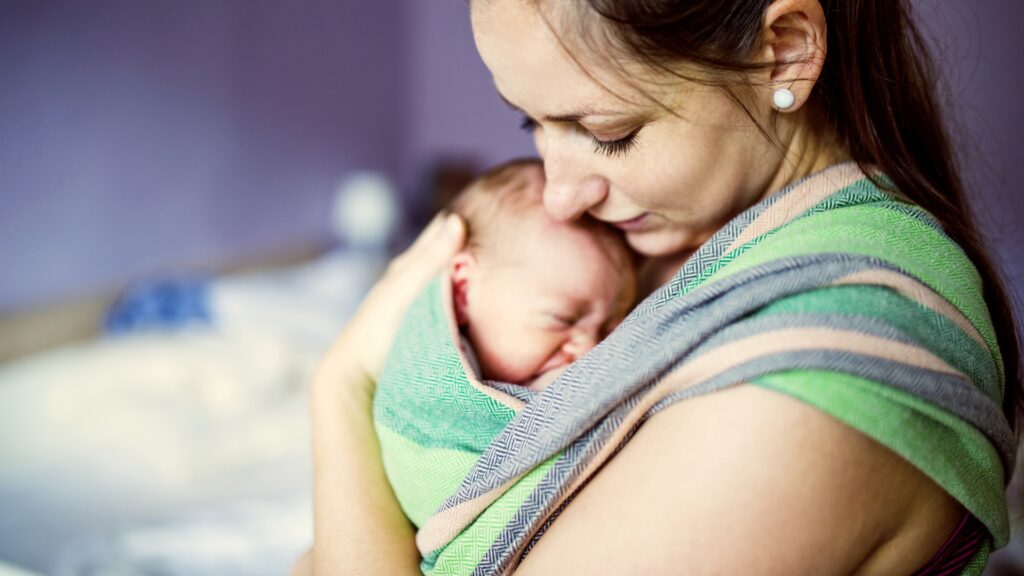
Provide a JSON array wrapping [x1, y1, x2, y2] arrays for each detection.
[[519, 115, 642, 158]]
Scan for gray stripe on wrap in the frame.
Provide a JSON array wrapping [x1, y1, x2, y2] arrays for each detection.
[[693, 311, 1000, 401], [447, 255, 895, 501], [656, 352, 1011, 462], [477, 347, 1012, 574]]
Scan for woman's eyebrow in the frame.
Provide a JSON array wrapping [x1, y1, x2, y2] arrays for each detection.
[[497, 91, 613, 122]]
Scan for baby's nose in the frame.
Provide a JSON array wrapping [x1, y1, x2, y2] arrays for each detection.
[[564, 330, 599, 359]]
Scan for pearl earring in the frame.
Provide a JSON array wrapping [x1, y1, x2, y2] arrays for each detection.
[[772, 88, 796, 111]]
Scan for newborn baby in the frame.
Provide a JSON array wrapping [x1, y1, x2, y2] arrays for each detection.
[[373, 158, 636, 530], [447, 158, 636, 386]]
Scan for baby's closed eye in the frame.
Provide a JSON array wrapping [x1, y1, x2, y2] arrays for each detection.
[[538, 307, 581, 330], [548, 312, 579, 327]]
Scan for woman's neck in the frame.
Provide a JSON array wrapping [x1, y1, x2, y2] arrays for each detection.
[[764, 105, 851, 201], [637, 111, 850, 298]]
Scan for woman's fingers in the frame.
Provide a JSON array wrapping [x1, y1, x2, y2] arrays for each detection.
[[323, 212, 466, 383], [374, 210, 466, 339], [388, 212, 465, 279]]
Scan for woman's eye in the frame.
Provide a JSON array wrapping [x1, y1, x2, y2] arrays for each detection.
[[592, 127, 641, 158], [521, 113, 640, 157]]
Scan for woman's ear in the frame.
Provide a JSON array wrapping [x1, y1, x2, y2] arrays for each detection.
[[450, 251, 477, 327], [760, 0, 827, 112]]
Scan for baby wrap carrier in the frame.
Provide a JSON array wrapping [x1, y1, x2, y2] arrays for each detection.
[[373, 163, 1014, 576]]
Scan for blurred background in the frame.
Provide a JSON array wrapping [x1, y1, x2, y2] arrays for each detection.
[[0, 1, 1020, 574]]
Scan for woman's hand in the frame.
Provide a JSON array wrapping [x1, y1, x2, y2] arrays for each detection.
[[318, 211, 467, 388], [310, 212, 465, 576]]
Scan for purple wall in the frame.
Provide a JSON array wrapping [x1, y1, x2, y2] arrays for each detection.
[[915, 1, 1024, 301], [403, 0, 534, 177], [0, 0, 405, 313]]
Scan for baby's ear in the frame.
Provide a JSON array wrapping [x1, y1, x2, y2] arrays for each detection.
[[450, 251, 476, 326]]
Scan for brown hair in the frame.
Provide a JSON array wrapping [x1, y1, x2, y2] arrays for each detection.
[[451, 158, 634, 272], [532, 0, 1021, 432], [448, 158, 546, 255]]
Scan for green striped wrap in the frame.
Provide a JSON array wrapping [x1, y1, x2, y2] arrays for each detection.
[[373, 163, 1013, 575]]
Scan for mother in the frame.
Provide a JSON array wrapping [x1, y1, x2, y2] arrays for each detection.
[[307, 0, 1021, 574]]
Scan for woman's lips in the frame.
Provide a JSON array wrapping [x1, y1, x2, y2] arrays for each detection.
[[607, 213, 649, 232]]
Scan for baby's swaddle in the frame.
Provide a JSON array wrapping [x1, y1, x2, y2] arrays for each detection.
[[374, 274, 531, 528]]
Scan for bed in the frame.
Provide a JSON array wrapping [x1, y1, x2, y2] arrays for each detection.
[[0, 172, 403, 575]]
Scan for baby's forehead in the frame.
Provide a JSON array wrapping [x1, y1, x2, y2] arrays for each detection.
[[486, 199, 630, 267], [521, 220, 631, 276], [458, 163, 633, 283]]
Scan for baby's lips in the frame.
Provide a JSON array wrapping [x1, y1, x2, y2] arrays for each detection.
[[536, 350, 574, 375], [526, 366, 568, 392]]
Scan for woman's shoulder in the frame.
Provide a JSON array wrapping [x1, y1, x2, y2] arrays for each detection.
[[722, 171, 977, 287], [516, 383, 962, 575], [710, 169, 1000, 373]]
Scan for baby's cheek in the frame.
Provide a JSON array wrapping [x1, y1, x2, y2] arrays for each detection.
[[485, 330, 560, 383], [522, 333, 562, 366], [504, 330, 550, 364]]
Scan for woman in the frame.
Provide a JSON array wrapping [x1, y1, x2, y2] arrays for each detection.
[[306, 0, 1020, 574]]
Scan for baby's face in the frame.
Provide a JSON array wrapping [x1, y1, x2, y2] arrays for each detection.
[[458, 216, 635, 384]]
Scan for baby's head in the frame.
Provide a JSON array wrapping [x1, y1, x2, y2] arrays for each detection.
[[449, 159, 637, 384]]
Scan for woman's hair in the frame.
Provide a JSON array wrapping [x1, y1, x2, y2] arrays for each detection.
[[543, 0, 1022, 431]]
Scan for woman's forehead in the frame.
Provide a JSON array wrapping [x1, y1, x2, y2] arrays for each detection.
[[471, 0, 655, 118]]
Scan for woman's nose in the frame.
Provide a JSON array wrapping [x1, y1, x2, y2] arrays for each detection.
[[541, 151, 608, 222]]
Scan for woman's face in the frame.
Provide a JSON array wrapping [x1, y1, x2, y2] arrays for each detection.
[[471, 1, 790, 258]]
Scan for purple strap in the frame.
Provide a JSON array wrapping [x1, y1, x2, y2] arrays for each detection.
[[912, 513, 987, 575]]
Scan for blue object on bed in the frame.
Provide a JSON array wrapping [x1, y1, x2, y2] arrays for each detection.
[[104, 278, 212, 334]]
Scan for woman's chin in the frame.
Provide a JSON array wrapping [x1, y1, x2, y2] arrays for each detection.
[[625, 228, 697, 259]]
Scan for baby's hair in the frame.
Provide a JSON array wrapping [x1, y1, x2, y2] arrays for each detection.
[[448, 158, 547, 255], [448, 158, 636, 275]]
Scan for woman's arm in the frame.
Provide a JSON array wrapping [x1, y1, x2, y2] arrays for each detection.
[[516, 384, 963, 575], [309, 349, 420, 575], [310, 214, 466, 576]]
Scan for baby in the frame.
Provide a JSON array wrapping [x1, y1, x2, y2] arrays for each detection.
[[446, 158, 636, 386], [373, 158, 636, 531]]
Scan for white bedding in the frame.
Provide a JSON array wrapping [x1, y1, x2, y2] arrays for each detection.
[[0, 250, 384, 575], [0, 329, 313, 574]]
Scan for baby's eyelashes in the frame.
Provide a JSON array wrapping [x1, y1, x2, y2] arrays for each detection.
[[543, 311, 579, 329], [541, 309, 611, 353]]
